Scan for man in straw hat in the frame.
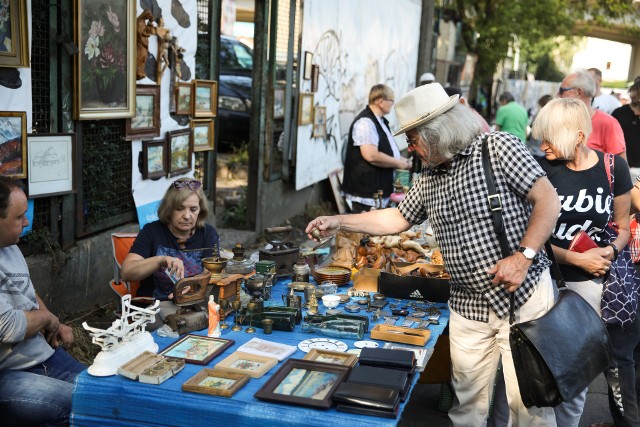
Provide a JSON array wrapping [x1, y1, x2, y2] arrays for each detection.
[[306, 83, 561, 426]]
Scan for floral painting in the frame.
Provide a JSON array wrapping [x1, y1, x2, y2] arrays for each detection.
[[0, 1, 14, 54], [74, 0, 135, 119], [0, 0, 29, 67]]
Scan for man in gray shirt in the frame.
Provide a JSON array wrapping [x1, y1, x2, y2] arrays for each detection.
[[0, 176, 85, 426]]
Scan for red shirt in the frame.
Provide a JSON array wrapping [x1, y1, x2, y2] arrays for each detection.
[[587, 110, 626, 155]]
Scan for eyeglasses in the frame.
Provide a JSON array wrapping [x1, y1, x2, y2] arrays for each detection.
[[172, 180, 202, 191], [558, 86, 576, 96], [405, 136, 419, 148]]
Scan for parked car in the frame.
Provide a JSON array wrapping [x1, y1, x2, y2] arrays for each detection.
[[218, 36, 253, 152]]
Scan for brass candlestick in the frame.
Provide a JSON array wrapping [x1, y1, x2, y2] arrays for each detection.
[[219, 298, 230, 329], [231, 300, 243, 332], [246, 302, 257, 334]]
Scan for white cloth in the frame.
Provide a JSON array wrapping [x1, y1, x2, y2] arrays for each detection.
[[448, 269, 557, 427], [592, 93, 621, 115]]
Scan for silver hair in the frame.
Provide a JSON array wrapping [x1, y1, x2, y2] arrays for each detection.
[[569, 69, 596, 98], [414, 104, 483, 161]]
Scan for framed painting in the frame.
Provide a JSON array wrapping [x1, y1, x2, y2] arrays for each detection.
[[193, 80, 218, 118], [0, 0, 29, 67], [125, 85, 161, 140], [310, 64, 319, 92], [273, 87, 285, 119], [191, 119, 214, 152], [73, 0, 136, 120], [254, 359, 350, 409], [215, 351, 278, 379], [141, 139, 166, 180], [303, 51, 313, 80], [298, 93, 313, 125], [159, 334, 234, 365], [0, 111, 27, 178], [182, 368, 249, 398], [312, 106, 326, 138], [166, 129, 193, 177], [303, 349, 357, 367], [27, 134, 76, 197], [175, 82, 193, 116]]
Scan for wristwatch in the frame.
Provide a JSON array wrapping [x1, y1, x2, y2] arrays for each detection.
[[608, 243, 619, 261], [517, 246, 537, 261]]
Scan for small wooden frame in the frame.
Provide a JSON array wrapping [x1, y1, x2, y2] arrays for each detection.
[[0, 111, 27, 178], [215, 351, 278, 378], [312, 106, 326, 138], [254, 358, 350, 409], [310, 64, 319, 92], [182, 368, 249, 397], [175, 82, 193, 116], [125, 84, 161, 140], [191, 119, 214, 152], [298, 93, 313, 125], [141, 139, 167, 180], [193, 79, 218, 118], [303, 349, 358, 367], [166, 128, 192, 177], [303, 51, 313, 80], [159, 334, 234, 365]]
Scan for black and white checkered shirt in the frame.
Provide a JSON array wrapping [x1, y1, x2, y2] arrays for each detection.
[[398, 132, 551, 322]]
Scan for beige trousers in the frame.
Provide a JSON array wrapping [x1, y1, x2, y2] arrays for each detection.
[[448, 269, 557, 427]]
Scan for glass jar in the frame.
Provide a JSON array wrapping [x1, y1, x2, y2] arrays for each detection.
[[300, 319, 364, 339], [224, 243, 255, 275]]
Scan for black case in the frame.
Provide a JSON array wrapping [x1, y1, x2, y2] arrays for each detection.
[[358, 347, 416, 371], [346, 365, 411, 400], [336, 403, 399, 419], [332, 382, 400, 411]]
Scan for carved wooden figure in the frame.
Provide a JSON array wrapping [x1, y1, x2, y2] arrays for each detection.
[[136, 9, 156, 80]]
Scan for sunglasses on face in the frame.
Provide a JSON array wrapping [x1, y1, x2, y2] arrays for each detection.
[[558, 86, 576, 96], [172, 180, 202, 191]]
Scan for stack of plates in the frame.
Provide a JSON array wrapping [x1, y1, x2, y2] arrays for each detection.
[[313, 266, 352, 286]]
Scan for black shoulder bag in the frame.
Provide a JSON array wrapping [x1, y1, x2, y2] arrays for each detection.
[[481, 137, 611, 408]]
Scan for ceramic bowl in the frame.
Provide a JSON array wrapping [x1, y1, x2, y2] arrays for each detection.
[[321, 294, 341, 309]]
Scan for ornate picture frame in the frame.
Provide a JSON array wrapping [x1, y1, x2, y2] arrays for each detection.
[[0, 0, 29, 68], [141, 139, 166, 180], [182, 368, 249, 398], [159, 334, 234, 365], [166, 129, 193, 177], [214, 351, 278, 379], [73, 0, 136, 120], [0, 111, 27, 178], [254, 359, 350, 408], [302, 349, 358, 367], [193, 79, 218, 118], [175, 82, 193, 116], [190, 119, 214, 152], [125, 84, 161, 140], [27, 134, 76, 197], [298, 93, 314, 125], [312, 106, 326, 138]]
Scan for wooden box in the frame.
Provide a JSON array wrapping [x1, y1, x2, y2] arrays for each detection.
[[370, 324, 431, 346], [353, 267, 380, 292]]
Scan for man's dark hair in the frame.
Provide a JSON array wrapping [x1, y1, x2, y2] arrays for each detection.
[[0, 176, 20, 218], [444, 86, 463, 97], [499, 92, 514, 103]]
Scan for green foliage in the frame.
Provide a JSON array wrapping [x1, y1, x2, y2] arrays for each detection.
[[228, 143, 249, 167], [219, 187, 249, 229]]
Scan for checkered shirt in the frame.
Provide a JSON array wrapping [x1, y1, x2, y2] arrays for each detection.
[[398, 132, 551, 322]]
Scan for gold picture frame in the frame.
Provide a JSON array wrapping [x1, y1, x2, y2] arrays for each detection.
[[73, 0, 136, 120], [0, 0, 29, 68], [191, 119, 214, 152], [303, 348, 358, 367], [298, 93, 314, 125], [215, 351, 278, 379], [159, 334, 234, 365], [193, 79, 218, 118], [182, 368, 249, 398]]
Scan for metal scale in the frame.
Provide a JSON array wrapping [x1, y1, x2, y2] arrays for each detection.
[[258, 226, 300, 277]]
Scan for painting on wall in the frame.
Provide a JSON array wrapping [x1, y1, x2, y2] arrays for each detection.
[[191, 119, 214, 152], [141, 139, 167, 180], [298, 93, 313, 125], [0, 111, 27, 178], [312, 106, 326, 138], [27, 134, 76, 197], [73, 0, 136, 120], [175, 82, 193, 116], [125, 85, 161, 140], [166, 128, 192, 177], [0, 0, 30, 68], [193, 80, 218, 118]]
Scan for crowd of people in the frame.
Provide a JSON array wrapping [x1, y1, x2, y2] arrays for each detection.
[[1, 65, 639, 426]]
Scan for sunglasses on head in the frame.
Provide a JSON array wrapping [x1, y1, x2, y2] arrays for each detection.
[[558, 86, 576, 96], [172, 180, 202, 191]]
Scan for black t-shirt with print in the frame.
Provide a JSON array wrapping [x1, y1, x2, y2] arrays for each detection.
[[538, 150, 632, 282]]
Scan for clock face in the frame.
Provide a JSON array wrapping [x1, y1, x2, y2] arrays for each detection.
[[297, 338, 348, 353]]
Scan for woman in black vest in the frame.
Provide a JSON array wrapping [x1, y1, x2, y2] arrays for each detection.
[[342, 84, 412, 213]]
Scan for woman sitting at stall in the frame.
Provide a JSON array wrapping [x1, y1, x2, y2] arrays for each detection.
[[121, 178, 219, 330], [532, 97, 633, 426]]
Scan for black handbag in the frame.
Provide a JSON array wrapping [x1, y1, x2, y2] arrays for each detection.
[[481, 137, 612, 408]]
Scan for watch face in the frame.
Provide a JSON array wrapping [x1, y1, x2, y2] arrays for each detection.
[[297, 338, 348, 353], [519, 247, 536, 260]]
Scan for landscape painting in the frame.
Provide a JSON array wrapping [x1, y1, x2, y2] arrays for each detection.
[[0, 112, 27, 178]]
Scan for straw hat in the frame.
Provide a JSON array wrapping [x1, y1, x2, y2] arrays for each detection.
[[393, 83, 459, 136]]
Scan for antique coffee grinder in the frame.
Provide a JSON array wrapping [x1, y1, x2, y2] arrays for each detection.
[[259, 226, 300, 277], [164, 270, 212, 335]]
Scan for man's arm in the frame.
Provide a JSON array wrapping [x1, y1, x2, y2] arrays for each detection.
[[487, 176, 561, 292], [306, 208, 412, 239], [360, 144, 412, 169], [24, 294, 73, 348]]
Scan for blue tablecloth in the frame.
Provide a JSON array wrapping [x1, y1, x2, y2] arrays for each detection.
[[71, 279, 449, 427]]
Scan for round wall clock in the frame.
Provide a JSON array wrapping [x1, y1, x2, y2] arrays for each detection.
[[297, 338, 348, 353]]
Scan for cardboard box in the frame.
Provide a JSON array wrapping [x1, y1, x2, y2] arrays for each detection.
[[353, 268, 380, 292], [379, 271, 449, 302]]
